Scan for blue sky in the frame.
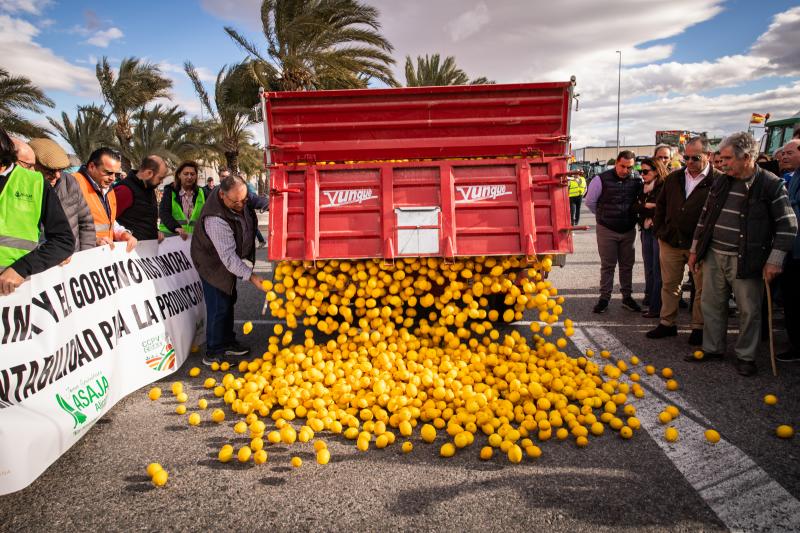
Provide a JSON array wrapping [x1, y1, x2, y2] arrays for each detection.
[[1, 0, 799, 148]]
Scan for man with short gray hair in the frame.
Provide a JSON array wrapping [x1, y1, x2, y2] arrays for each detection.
[[688, 132, 798, 376]]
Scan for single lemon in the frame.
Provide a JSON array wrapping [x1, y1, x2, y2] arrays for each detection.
[[665, 427, 679, 442], [705, 429, 721, 444], [188, 367, 201, 377], [151, 469, 168, 487], [776, 425, 794, 439], [171, 382, 183, 395], [402, 441, 413, 453], [253, 450, 268, 464], [148, 387, 162, 401], [237, 446, 252, 463], [218, 445, 233, 463], [619, 426, 633, 439], [291, 456, 302, 468], [665, 405, 680, 418], [211, 409, 225, 423], [666, 379, 679, 391], [243, 321, 253, 334], [316, 449, 331, 465], [188, 413, 201, 426], [763, 394, 778, 406], [176, 392, 188, 403], [440, 442, 456, 457], [175, 404, 186, 415], [146, 462, 163, 477], [661, 367, 674, 379], [421, 424, 436, 443], [198, 398, 208, 410]]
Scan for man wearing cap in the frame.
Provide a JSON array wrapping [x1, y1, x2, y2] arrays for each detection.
[[114, 155, 169, 242], [29, 138, 96, 253], [0, 128, 74, 295]]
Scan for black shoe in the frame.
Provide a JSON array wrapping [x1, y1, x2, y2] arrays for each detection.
[[776, 351, 800, 363], [688, 329, 703, 346], [642, 310, 659, 318], [593, 299, 609, 314], [683, 351, 724, 362], [621, 297, 642, 312], [678, 298, 688, 309], [642, 298, 650, 308], [223, 342, 250, 356], [735, 359, 757, 377], [646, 324, 678, 339]]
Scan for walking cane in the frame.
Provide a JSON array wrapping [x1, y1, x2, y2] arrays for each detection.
[[765, 276, 778, 377]]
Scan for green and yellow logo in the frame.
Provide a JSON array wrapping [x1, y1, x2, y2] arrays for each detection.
[[143, 334, 175, 371], [56, 374, 110, 428]]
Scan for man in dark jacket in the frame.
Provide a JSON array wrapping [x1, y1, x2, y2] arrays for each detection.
[[647, 137, 722, 345], [191, 175, 267, 365], [29, 138, 96, 253], [585, 150, 643, 314], [114, 155, 168, 241], [777, 140, 800, 363], [688, 132, 798, 376]]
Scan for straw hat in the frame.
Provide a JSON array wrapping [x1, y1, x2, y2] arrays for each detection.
[[28, 138, 70, 169]]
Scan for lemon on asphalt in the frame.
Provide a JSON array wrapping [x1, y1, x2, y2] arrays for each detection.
[[188, 413, 201, 426], [243, 321, 253, 334], [665, 427, 679, 442], [253, 450, 268, 464], [148, 387, 162, 401], [189, 367, 201, 377], [238, 446, 252, 463], [776, 425, 794, 439], [291, 456, 302, 467], [705, 429, 721, 444], [146, 463, 163, 477], [218, 445, 234, 463], [151, 469, 168, 487], [763, 394, 778, 406]]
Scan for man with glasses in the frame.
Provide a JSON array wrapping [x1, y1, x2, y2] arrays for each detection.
[[648, 137, 722, 346], [586, 150, 643, 313], [29, 138, 97, 253], [74, 147, 137, 252], [191, 175, 267, 365]]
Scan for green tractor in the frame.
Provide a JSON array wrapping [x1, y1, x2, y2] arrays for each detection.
[[762, 111, 800, 155]]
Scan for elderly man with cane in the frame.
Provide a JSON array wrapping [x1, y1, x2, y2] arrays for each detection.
[[688, 132, 797, 376]]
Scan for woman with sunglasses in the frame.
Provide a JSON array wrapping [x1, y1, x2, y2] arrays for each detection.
[[633, 158, 668, 317]]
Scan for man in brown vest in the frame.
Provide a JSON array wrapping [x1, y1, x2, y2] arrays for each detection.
[[191, 174, 266, 365]]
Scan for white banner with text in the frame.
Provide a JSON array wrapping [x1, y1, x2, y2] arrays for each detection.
[[0, 237, 204, 495]]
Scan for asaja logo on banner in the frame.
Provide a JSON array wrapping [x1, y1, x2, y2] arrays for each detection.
[[55, 371, 109, 429], [142, 333, 176, 371]]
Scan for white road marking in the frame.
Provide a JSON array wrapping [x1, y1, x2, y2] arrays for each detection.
[[571, 326, 800, 532]]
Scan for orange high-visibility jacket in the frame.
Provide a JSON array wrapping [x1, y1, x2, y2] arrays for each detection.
[[74, 172, 117, 241]]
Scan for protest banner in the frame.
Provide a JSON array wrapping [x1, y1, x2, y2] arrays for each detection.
[[0, 237, 204, 495]]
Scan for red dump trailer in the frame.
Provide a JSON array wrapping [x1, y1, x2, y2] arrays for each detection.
[[263, 81, 577, 262]]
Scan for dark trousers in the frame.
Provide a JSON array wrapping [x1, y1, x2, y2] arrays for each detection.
[[255, 227, 266, 244], [640, 228, 662, 313], [201, 277, 237, 352], [570, 196, 582, 225], [781, 258, 800, 353]]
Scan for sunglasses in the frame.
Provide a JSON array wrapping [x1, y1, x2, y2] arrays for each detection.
[[684, 155, 704, 162], [641, 168, 653, 175]]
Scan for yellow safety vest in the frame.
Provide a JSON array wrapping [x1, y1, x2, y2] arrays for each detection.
[[568, 176, 587, 198], [0, 165, 44, 267]]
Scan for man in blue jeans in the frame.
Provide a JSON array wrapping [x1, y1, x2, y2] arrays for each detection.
[[190, 175, 267, 365]]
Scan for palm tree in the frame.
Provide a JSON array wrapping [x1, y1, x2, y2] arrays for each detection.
[[47, 105, 115, 162], [0, 67, 54, 138], [126, 104, 197, 165], [184, 60, 260, 171], [225, 0, 397, 91], [405, 54, 493, 87], [95, 57, 173, 167]]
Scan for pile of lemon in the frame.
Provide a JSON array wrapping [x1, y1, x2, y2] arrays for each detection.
[[186, 254, 657, 465]]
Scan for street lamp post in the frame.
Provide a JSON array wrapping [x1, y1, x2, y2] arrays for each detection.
[[616, 50, 622, 152]]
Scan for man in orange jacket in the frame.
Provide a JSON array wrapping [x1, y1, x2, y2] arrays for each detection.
[[74, 147, 138, 252]]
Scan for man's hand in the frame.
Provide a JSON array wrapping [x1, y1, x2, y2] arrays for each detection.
[[123, 235, 138, 253], [97, 236, 114, 249], [688, 252, 701, 274], [764, 263, 782, 284], [60, 256, 72, 266], [249, 273, 266, 291], [157, 231, 165, 243], [0, 267, 24, 296], [176, 228, 189, 241]]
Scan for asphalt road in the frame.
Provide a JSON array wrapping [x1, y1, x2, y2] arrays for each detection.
[[1, 208, 798, 532]]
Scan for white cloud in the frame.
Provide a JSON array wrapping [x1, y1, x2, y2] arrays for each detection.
[[158, 61, 215, 82], [0, 14, 98, 96], [85, 26, 123, 48], [446, 2, 490, 42], [200, 0, 263, 29], [0, 0, 51, 15], [750, 5, 800, 75]]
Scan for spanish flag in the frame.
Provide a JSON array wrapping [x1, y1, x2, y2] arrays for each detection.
[[750, 113, 766, 124]]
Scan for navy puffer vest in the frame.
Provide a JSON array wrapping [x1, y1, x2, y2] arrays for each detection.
[[596, 169, 643, 233]]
